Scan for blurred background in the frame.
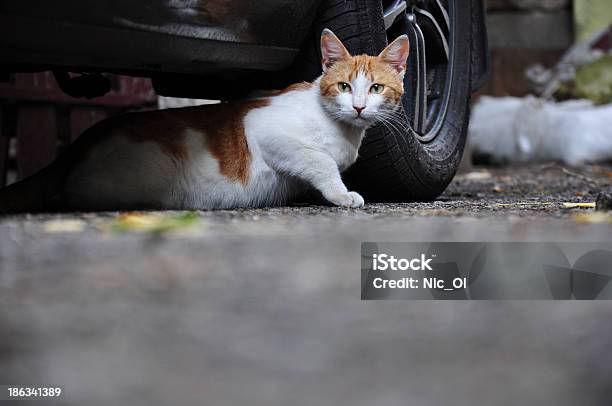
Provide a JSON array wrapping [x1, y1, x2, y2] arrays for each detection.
[[465, 0, 612, 169]]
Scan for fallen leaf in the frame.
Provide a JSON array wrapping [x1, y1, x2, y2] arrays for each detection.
[[495, 202, 554, 207], [562, 202, 596, 209], [112, 212, 199, 234], [43, 219, 86, 233], [460, 171, 492, 181], [573, 212, 612, 224]]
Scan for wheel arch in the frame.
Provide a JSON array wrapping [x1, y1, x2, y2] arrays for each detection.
[[469, 0, 491, 92]]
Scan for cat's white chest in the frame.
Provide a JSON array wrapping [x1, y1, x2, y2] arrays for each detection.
[[274, 93, 362, 169], [318, 123, 362, 171]]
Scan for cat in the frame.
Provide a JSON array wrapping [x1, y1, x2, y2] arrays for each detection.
[[0, 29, 409, 212]]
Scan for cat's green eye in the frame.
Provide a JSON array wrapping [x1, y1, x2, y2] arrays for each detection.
[[337, 82, 351, 93], [370, 84, 385, 94]]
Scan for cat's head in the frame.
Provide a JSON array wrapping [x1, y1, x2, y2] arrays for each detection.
[[319, 29, 409, 128]]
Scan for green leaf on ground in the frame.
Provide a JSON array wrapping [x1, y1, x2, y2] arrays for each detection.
[[112, 211, 200, 234]]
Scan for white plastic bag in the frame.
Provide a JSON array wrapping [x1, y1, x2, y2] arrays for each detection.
[[469, 96, 612, 165]]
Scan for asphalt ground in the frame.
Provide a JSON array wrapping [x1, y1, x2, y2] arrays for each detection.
[[0, 164, 611, 405]]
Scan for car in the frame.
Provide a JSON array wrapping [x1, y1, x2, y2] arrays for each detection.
[[0, 0, 489, 202]]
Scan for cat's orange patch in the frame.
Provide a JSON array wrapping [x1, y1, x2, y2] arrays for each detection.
[[171, 99, 270, 185], [320, 55, 404, 102], [278, 81, 313, 94], [200, 100, 268, 185], [120, 99, 268, 185]]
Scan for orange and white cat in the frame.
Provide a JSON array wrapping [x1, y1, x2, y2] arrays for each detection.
[[0, 29, 409, 212]]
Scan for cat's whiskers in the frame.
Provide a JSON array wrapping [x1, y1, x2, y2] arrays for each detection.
[[374, 109, 410, 135], [377, 116, 403, 136]]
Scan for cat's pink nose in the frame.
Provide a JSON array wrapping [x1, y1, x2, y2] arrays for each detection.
[[353, 106, 365, 116]]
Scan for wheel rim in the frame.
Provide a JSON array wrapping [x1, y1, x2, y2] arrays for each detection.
[[382, 0, 453, 143]]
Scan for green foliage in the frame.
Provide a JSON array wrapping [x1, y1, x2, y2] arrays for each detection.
[[558, 55, 612, 104], [112, 211, 200, 234]]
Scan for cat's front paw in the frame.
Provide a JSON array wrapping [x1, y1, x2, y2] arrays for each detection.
[[327, 191, 365, 208]]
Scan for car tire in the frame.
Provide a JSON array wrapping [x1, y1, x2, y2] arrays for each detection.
[[292, 0, 472, 202]]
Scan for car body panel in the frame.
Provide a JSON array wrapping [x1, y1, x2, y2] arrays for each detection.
[[0, 0, 488, 99], [0, 1, 322, 75], [470, 0, 491, 91]]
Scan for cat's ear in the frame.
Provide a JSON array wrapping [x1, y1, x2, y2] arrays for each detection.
[[320, 28, 351, 72], [378, 35, 410, 77]]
